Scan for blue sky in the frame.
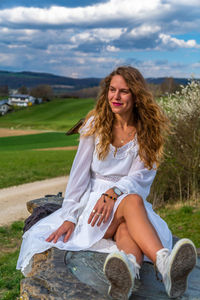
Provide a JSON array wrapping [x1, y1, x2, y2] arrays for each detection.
[[0, 0, 200, 78]]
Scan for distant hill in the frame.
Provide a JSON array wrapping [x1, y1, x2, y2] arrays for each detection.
[[146, 77, 189, 85], [0, 70, 101, 90], [0, 70, 190, 91]]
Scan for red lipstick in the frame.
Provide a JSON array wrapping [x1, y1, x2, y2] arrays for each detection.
[[112, 102, 123, 106]]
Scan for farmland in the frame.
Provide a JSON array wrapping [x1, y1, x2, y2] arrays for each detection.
[[0, 97, 95, 188], [0, 97, 95, 130]]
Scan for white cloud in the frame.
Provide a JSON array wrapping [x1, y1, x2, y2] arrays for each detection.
[[0, 1, 169, 27], [159, 34, 200, 49], [191, 62, 200, 68], [0, 0, 200, 78], [106, 45, 120, 52], [129, 25, 161, 37]]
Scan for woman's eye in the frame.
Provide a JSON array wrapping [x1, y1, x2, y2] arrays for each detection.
[[122, 90, 129, 94]]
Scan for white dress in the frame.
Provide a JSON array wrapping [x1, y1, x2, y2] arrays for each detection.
[[17, 118, 172, 274]]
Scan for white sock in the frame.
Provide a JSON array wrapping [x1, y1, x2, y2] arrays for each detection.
[[126, 253, 141, 279], [156, 248, 170, 277]]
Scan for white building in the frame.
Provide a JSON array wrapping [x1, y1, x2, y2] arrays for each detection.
[[8, 94, 36, 107], [0, 100, 12, 115]]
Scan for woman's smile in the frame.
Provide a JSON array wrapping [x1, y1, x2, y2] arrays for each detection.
[[112, 102, 123, 106], [108, 75, 134, 118]]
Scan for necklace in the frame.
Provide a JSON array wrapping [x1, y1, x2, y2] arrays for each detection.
[[120, 130, 135, 144]]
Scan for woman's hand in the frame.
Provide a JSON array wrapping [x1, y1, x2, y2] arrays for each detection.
[[88, 188, 117, 227], [46, 220, 75, 243]]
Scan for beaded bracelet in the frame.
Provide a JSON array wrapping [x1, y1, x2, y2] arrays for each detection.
[[102, 193, 117, 201]]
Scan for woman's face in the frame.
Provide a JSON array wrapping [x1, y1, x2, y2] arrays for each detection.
[[108, 75, 134, 117]]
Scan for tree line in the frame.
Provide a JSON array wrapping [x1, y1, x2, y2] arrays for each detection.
[[0, 77, 183, 100]]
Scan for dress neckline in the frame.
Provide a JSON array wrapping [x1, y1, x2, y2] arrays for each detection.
[[110, 134, 137, 151]]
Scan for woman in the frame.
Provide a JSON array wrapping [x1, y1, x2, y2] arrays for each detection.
[[17, 66, 197, 299]]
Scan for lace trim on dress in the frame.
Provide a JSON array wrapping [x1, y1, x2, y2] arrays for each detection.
[[109, 135, 138, 159], [91, 171, 122, 182]]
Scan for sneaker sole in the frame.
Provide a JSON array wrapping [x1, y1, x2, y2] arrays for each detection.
[[167, 239, 197, 298], [104, 255, 133, 300]]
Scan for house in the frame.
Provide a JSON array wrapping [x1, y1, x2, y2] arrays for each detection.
[[0, 99, 12, 115], [8, 94, 38, 107]]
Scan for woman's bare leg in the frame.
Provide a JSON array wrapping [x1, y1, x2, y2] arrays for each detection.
[[114, 222, 143, 265], [113, 194, 163, 263]]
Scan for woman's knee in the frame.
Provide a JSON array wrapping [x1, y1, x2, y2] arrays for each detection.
[[123, 194, 144, 210]]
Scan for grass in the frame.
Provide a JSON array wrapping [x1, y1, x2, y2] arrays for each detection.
[[0, 132, 79, 151], [0, 98, 95, 131], [0, 132, 78, 188], [0, 149, 76, 188], [0, 203, 199, 299], [157, 204, 200, 247], [0, 221, 24, 300]]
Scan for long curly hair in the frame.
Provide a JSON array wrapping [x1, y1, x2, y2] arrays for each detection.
[[82, 66, 170, 169]]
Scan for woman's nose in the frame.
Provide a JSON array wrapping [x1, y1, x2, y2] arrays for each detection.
[[114, 90, 121, 100]]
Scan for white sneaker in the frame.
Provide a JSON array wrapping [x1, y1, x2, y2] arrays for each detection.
[[103, 251, 140, 300], [156, 238, 197, 298]]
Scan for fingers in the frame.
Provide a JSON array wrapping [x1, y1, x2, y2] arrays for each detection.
[[46, 229, 58, 242], [63, 228, 73, 243], [88, 208, 97, 224], [97, 212, 106, 226], [46, 222, 74, 244], [91, 212, 104, 227]]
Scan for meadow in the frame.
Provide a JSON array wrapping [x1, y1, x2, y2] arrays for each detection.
[[0, 98, 95, 130], [0, 97, 95, 188]]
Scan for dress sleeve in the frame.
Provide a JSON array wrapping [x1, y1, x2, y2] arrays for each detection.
[[115, 154, 156, 201], [60, 118, 95, 224]]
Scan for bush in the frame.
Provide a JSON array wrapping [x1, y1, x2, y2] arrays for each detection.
[[150, 80, 200, 206]]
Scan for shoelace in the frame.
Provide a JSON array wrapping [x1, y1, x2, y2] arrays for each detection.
[[155, 248, 170, 282], [126, 253, 141, 279]]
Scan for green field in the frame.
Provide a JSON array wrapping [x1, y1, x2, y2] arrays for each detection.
[[0, 98, 95, 130], [0, 149, 76, 188], [0, 132, 78, 188], [0, 132, 79, 151], [0, 97, 94, 188]]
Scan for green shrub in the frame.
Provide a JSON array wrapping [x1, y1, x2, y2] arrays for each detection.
[[150, 80, 200, 206]]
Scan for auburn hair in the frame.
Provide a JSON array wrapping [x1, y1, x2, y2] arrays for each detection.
[[81, 66, 170, 169]]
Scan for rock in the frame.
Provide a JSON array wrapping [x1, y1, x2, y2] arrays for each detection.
[[21, 248, 108, 300], [26, 193, 63, 214], [21, 196, 200, 299]]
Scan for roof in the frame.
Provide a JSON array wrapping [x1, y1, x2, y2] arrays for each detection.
[[0, 99, 9, 106], [65, 119, 85, 135]]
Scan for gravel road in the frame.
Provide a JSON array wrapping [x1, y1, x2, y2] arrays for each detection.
[[0, 176, 68, 226]]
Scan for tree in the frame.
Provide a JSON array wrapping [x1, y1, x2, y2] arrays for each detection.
[[161, 77, 180, 94], [30, 84, 53, 100], [18, 85, 28, 94], [0, 85, 8, 96]]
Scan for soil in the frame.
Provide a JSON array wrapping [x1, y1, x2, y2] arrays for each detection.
[[0, 128, 50, 137], [35, 146, 78, 151], [0, 176, 69, 226]]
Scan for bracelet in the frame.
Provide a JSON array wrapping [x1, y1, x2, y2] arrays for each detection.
[[102, 193, 117, 201]]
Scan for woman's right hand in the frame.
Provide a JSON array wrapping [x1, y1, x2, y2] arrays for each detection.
[[45, 220, 75, 243]]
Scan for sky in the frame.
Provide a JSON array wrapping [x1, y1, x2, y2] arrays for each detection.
[[0, 0, 200, 79]]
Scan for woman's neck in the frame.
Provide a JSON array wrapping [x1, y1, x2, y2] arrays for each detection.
[[114, 113, 134, 129]]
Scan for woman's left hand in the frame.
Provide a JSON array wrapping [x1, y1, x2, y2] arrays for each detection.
[[88, 188, 116, 227]]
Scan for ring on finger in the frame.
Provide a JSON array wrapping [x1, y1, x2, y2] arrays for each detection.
[[97, 213, 104, 217], [92, 209, 96, 213]]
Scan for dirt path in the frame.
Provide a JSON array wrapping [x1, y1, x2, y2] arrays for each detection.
[[0, 176, 68, 226], [0, 128, 50, 137]]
